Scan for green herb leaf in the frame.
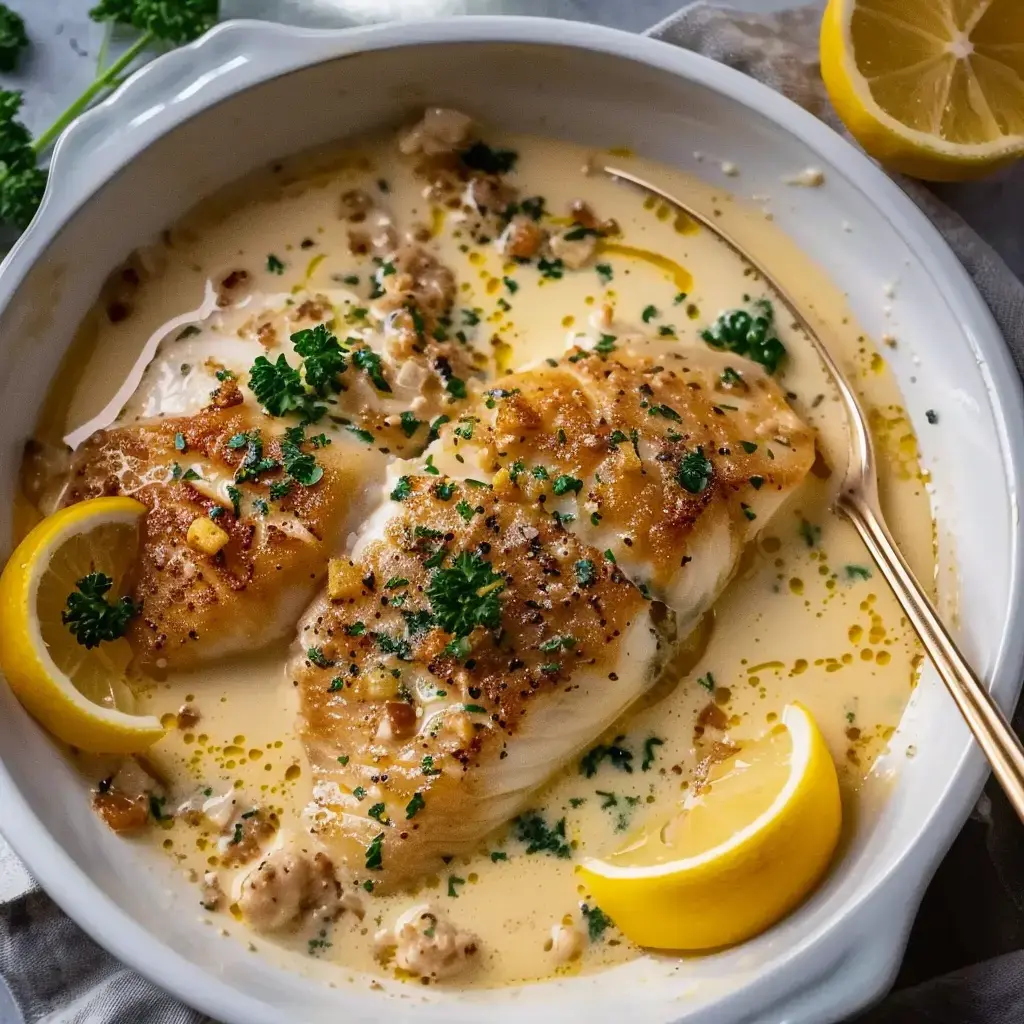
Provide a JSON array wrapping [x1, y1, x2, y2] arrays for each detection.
[[364, 832, 384, 870], [581, 903, 612, 942], [580, 738, 634, 778], [352, 346, 391, 393], [641, 735, 664, 772], [513, 810, 571, 858], [399, 411, 422, 438], [552, 474, 583, 496], [426, 550, 504, 639], [574, 559, 597, 588], [291, 322, 347, 396], [677, 447, 713, 494], [266, 253, 285, 274], [405, 792, 425, 819], [62, 572, 140, 649], [390, 476, 413, 502]]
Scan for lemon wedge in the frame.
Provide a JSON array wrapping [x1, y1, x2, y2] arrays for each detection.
[[578, 703, 841, 950], [821, 0, 1024, 180], [0, 497, 164, 754]]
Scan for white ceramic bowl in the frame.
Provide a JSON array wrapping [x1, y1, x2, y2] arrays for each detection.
[[0, 17, 1021, 1024]]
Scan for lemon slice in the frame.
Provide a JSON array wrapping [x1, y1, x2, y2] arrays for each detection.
[[821, 0, 1024, 180], [578, 703, 841, 950], [0, 496, 164, 754]]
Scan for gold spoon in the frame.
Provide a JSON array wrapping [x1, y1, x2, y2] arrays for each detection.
[[602, 164, 1024, 820]]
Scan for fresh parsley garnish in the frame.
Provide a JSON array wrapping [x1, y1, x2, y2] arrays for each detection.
[[426, 551, 504, 639], [459, 141, 518, 175], [352, 346, 391, 393], [405, 792, 425, 819], [677, 447, 713, 494], [574, 559, 597, 588], [701, 299, 786, 373], [580, 738, 634, 778], [291, 322, 347, 395], [266, 253, 284, 274], [62, 572, 140, 649], [390, 476, 413, 502], [641, 736, 664, 771], [513, 810, 571, 858]]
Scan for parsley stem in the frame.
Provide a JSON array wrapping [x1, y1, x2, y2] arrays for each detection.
[[32, 31, 154, 156], [96, 20, 112, 74]]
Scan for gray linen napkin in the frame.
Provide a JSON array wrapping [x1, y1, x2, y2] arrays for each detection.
[[4, 5, 1024, 1023]]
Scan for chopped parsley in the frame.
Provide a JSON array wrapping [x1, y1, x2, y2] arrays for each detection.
[[364, 832, 384, 871], [552, 474, 583, 496], [503, 276, 519, 294], [421, 755, 441, 776], [456, 499, 477, 523], [648, 403, 681, 421], [701, 299, 786, 373], [445, 376, 467, 401], [596, 263, 613, 283], [581, 903, 612, 942], [459, 141, 518, 175], [580, 738, 634, 778], [352, 346, 391, 393], [248, 352, 317, 420], [226, 485, 242, 518], [677, 447, 713, 494], [513, 810, 571, 858], [406, 792, 425, 819], [740, 440, 758, 454], [399, 411, 423, 438], [538, 256, 564, 280], [641, 304, 659, 323], [266, 253, 285, 274], [539, 635, 576, 653], [427, 551, 504, 639], [307, 646, 333, 669], [292, 322, 348, 397], [367, 802, 389, 825], [925, 409, 938, 425], [280, 426, 324, 487], [799, 519, 821, 548], [844, 564, 873, 581], [447, 875, 466, 898], [697, 671, 715, 692], [390, 476, 413, 502], [344, 622, 366, 636], [575, 559, 597, 588], [641, 735, 664, 771], [62, 573, 140, 649]]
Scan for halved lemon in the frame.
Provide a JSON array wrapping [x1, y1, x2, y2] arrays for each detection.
[[821, 0, 1024, 180], [0, 497, 164, 754], [578, 703, 841, 950]]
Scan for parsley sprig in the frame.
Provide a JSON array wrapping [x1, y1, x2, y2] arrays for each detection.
[[426, 550, 505, 641], [62, 572, 140, 649], [0, 2, 218, 233]]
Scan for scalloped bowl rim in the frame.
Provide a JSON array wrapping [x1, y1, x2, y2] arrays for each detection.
[[0, 16, 1020, 1024]]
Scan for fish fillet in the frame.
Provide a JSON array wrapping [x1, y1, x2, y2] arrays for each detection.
[[293, 339, 815, 889]]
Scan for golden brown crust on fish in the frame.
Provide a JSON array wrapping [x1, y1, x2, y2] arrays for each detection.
[[61, 408, 368, 673], [293, 477, 655, 889]]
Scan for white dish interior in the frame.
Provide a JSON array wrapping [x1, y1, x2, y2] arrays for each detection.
[[0, 20, 1021, 1024]]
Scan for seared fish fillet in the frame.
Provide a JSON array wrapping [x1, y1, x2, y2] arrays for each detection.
[[60, 407, 380, 673], [292, 478, 667, 890], [291, 337, 815, 888], [427, 338, 816, 630]]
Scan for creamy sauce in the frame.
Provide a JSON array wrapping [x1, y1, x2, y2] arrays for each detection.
[[26, 121, 932, 990]]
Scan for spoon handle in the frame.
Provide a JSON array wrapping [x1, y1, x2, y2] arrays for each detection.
[[840, 489, 1024, 818]]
